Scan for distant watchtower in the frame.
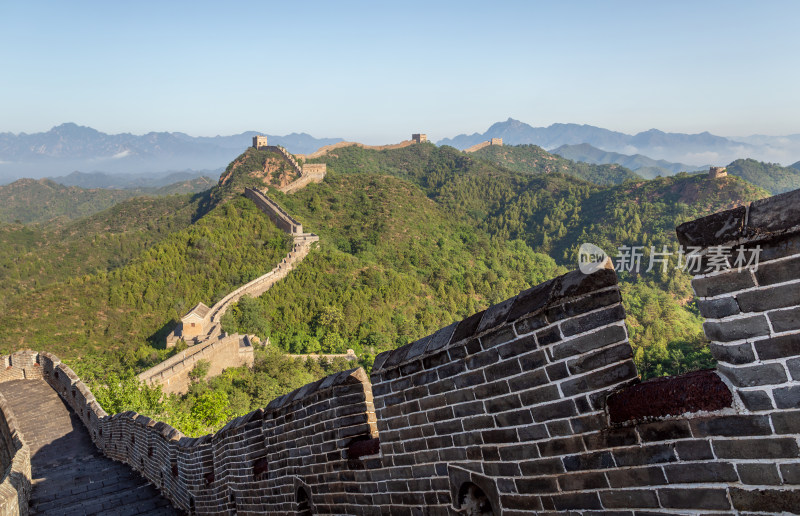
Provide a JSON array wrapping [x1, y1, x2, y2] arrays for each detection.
[[412, 133, 427, 144], [252, 135, 269, 149], [490, 138, 503, 146], [709, 166, 727, 179]]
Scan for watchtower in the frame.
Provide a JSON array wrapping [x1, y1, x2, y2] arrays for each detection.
[[708, 166, 727, 179], [411, 133, 427, 144], [252, 135, 269, 149], [490, 138, 503, 146]]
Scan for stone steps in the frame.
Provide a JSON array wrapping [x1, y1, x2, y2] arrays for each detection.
[[0, 379, 181, 515]]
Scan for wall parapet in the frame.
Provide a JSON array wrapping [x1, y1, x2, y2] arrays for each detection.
[[0, 387, 31, 516]]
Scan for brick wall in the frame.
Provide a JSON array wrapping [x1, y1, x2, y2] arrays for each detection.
[[0, 387, 31, 516], [31, 353, 376, 514], [137, 334, 254, 395], [244, 187, 303, 234]]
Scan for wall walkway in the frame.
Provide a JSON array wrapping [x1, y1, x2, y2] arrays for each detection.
[[0, 367, 177, 515]]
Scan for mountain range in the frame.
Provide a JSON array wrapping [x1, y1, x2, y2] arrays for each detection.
[[550, 143, 707, 179], [3, 119, 799, 185], [437, 118, 800, 167], [0, 123, 342, 183]]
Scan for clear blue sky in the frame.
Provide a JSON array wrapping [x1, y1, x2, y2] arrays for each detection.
[[1, 1, 798, 143]]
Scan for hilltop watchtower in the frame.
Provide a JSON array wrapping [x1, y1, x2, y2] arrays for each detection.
[[252, 135, 269, 149], [709, 166, 727, 179], [490, 137, 503, 146], [411, 133, 427, 143]]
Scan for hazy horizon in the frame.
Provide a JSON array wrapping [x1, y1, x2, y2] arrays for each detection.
[[2, 1, 799, 144]]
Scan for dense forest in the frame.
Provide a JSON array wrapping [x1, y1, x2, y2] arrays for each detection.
[[0, 142, 773, 436], [472, 144, 641, 185], [725, 158, 800, 194], [0, 176, 213, 223]]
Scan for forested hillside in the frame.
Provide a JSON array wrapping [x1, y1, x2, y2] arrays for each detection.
[[0, 176, 212, 223], [725, 158, 800, 194], [0, 193, 208, 298], [473, 144, 641, 185], [0, 142, 772, 435], [0, 196, 291, 370]]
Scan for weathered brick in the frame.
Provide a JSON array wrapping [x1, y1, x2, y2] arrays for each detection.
[[517, 349, 547, 371], [479, 326, 517, 350], [496, 335, 537, 359], [519, 456, 564, 476], [545, 419, 572, 436], [535, 326, 562, 346], [780, 462, 800, 484], [519, 385, 561, 407], [689, 414, 772, 437], [561, 305, 625, 337], [482, 428, 518, 444], [484, 360, 522, 382], [513, 313, 547, 336], [658, 488, 731, 510], [703, 315, 770, 342], [730, 487, 800, 513], [466, 349, 499, 371], [562, 451, 614, 472], [452, 401, 484, 418], [773, 385, 800, 409], [550, 491, 602, 510], [737, 462, 783, 485], [709, 341, 756, 365], [637, 420, 692, 442], [717, 362, 788, 387], [473, 379, 510, 400], [676, 204, 746, 247], [453, 370, 486, 389], [663, 462, 737, 483], [550, 324, 627, 361], [532, 400, 576, 422], [545, 362, 569, 381], [738, 389, 774, 411], [692, 268, 755, 297], [484, 393, 522, 413], [613, 443, 676, 466], [567, 343, 632, 375], [495, 409, 533, 428], [560, 360, 637, 397], [738, 282, 800, 313], [674, 439, 714, 461], [755, 332, 800, 359], [599, 489, 660, 509], [516, 423, 550, 442], [771, 409, 800, 434], [583, 427, 638, 450], [769, 307, 800, 333], [713, 437, 799, 459], [515, 476, 559, 494], [570, 414, 606, 434], [538, 436, 585, 457], [756, 254, 800, 286], [790, 357, 800, 380], [605, 465, 667, 488], [557, 471, 608, 491], [698, 296, 741, 318]]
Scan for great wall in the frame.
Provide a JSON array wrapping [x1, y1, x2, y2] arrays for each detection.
[[1, 183, 800, 514], [140, 139, 323, 395]]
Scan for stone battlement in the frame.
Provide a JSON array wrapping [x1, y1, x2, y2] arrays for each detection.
[[708, 166, 728, 179], [464, 137, 503, 153], [3, 188, 800, 514]]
